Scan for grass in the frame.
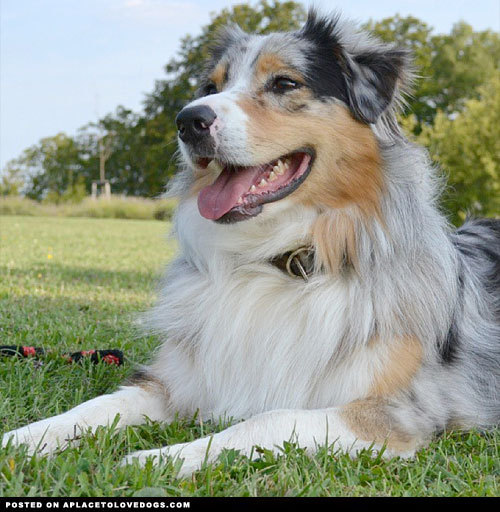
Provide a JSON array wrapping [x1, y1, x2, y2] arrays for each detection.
[[0, 215, 499, 497]]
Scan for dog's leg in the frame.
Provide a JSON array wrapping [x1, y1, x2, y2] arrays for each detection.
[[2, 379, 171, 455], [122, 397, 425, 476]]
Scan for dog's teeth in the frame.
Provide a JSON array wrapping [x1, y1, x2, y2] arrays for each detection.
[[284, 159, 290, 169], [259, 179, 267, 187], [237, 197, 243, 204], [250, 185, 257, 192], [275, 164, 284, 175], [268, 171, 277, 182]]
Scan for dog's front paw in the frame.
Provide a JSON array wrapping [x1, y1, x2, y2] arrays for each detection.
[[3, 424, 50, 454], [122, 439, 212, 477], [2, 419, 79, 455], [120, 448, 166, 468]]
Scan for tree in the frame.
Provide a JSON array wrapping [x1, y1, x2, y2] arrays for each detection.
[[367, 16, 500, 131], [0, 162, 24, 196], [10, 133, 82, 202], [80, 107, 149, 196], [418, 72, 500, 224], [429, 23, 500, 117]]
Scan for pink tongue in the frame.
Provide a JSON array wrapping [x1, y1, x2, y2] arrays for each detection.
[[198, 165, 261, 220]]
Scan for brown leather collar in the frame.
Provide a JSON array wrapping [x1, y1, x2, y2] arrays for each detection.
[[269, 246, 315, 281]]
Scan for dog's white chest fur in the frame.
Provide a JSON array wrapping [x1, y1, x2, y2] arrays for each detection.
[[148, 199, 380, 420]]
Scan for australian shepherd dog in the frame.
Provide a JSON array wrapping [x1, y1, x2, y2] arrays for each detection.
[[3, 11, 499, 476]]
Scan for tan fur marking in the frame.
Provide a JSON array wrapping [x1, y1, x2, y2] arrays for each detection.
[[312, 212, 359, 274], [209, 63, 228, 90], [253, 53, 306, 92], [371, 337, 423, 397], [253, 53, 312, 110], [237, 99, 383, 217], [255, 53, 288, 76], [297, 107, 383, 217], [128, 372, 170, 398], [340, 398, 418, 452]]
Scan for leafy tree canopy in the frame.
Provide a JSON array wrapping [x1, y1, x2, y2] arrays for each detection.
[[366, 15, 500, 130], [418, 72, 500, 224]]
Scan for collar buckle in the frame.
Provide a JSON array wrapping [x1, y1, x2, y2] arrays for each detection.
[[285, 246, 314, 282]]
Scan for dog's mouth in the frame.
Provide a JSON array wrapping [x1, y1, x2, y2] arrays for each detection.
[[196, 149, 314, 223]]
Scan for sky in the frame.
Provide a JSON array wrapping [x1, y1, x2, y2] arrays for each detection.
[[1, 0, 499, 169]]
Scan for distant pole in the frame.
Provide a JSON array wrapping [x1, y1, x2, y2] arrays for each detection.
[[92, 130, 114, 200], [99, 139, 105, 182]]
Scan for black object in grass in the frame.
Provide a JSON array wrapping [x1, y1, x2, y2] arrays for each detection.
[[0, 345, 124, 366]]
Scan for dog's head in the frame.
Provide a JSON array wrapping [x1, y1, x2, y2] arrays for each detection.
[[175, 10, 411, 223]]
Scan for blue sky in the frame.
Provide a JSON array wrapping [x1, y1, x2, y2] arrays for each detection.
[[1, 0, 499, 169]]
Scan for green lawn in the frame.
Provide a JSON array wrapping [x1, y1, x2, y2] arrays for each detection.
[[0, 215, 498, 497]]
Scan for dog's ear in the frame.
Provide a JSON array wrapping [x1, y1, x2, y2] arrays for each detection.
[[300, 10, 411, 125], [343, 47, 410, 124]]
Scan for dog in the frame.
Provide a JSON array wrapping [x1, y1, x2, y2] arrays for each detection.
[[3, 10, 499, 477]]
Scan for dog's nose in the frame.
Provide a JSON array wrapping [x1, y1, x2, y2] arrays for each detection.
[[175, 105, 217, 144]]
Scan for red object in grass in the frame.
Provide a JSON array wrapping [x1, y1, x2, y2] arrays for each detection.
[[22, 346, 36, 357], [102, 354, 121, 366]]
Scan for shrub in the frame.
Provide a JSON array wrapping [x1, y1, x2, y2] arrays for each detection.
[[0, 195, 177, 221]]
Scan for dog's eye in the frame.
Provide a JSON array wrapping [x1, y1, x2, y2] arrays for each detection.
[[203, 83, 218, 96], [272, 76, 299, 93]]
